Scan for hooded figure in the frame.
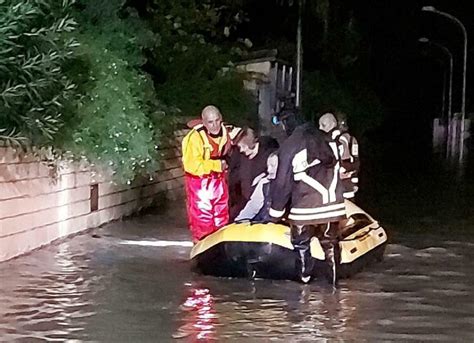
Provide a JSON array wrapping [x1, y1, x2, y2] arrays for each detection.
[[182, 105, 231, 242]]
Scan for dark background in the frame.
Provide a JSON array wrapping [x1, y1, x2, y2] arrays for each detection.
[[240, 0, 473, 146]]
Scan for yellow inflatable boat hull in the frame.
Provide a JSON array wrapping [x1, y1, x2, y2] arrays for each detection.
[[190, 201, 387, 280]]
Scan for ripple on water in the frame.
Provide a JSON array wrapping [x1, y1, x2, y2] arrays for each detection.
[[430, 270, 466, 277], [396, 274, 433, 281], [2, 217, 474, 341]]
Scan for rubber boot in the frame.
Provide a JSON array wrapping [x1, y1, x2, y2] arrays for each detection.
[[325, 244, 338, 287], [321, 223, 341, 288], [298, 248, 313, 284], [291, 225, 316, 284]]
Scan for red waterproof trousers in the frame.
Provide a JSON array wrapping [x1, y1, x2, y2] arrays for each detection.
[[185, 172, 229, 241]]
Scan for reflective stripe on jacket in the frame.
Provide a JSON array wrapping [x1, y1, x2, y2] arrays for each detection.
[[269, 124, 346, 225]]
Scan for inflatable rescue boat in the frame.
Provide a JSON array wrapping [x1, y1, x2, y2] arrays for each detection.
[[190, 201, 387, 281]]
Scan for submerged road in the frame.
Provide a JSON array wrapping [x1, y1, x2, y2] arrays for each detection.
[[1, 141, 474, 341], [1, 201, 474, 341]]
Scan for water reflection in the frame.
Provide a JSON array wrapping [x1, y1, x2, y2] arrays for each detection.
[[173, 278, 363, 341], [170, 240, 474, 341], [0, 241, 97, 341], [1, 209, 474, 341], [174, 284, 219, 340]]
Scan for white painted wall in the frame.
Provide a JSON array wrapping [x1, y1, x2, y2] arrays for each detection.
[[0, 131, 187, 262]]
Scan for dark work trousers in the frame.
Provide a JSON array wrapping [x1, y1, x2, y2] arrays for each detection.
[[290, 222, 340, 285]]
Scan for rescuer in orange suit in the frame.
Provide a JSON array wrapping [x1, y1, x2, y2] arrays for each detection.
[[181, 105, 231, 242]]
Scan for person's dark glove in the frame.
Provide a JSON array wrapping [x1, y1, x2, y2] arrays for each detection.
[[250, 213, 279, 225], [234, 219, 251, 224]]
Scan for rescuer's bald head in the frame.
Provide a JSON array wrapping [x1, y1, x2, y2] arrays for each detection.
[[201, 105, 223, 135], [319, 112, 337, 133]]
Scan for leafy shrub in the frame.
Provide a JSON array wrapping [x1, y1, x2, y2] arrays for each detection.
[[63, 35, 162, 183], [57, 1, 177, 183], [0, 0, 78, 146], [139, 0, 257, 125]]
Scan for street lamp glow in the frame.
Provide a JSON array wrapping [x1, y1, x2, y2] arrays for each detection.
[[422, 6, 436, 12], [418, 37, 454, 156], [422, 6, 468, 160]]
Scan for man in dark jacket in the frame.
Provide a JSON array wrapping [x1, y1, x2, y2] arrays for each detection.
[[234, 152, 278, 222], [319, 112, 360, 200], [336, 113, 360, 199], [229, 127, 279, 221], [269, 123, 346, 286]]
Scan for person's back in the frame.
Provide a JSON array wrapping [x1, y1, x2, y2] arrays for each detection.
[[268, 122, 346, 285], [270, 123, 345, 222]]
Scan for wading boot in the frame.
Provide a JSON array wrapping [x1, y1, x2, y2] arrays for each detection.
[[291, 225, 316, 284], [298, 249, 314, 284], [325, 245, 338, 287]]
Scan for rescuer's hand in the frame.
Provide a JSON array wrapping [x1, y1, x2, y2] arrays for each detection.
[[221, 160, 228, 171]]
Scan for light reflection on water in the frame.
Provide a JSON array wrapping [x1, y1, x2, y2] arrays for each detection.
[[0, 242, 100, 342], [3, 131, 472, 341], [1, 212, 473, 342], [171, 243, 474, 341]]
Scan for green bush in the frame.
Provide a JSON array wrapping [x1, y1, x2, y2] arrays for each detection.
[[57, 1, 177, 183], [1, 0, 257, 183], [140, 0, 256, 125], [62, 36, 161, 183], [0, 0, 78, 146], [58, 0, 256, 183]]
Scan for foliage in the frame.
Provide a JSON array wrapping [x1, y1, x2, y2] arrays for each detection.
[[58, 0, 176, 183], [137, 0, 256, 125], [0, 0, 255, 182], [59, 0, 256, 182], [0, 0, 78, 145], [302, 71, 383, 136], [63, 36, 159, 183], [307, 0, 363, 71]]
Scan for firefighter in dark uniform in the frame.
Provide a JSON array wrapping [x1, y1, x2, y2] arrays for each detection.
[[319, 113, 360, 200], [335, 113, 360, 199], [268, 123, 346, 285]]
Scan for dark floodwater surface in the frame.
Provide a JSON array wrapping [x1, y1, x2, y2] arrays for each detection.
[[1, 145, 473, 342]]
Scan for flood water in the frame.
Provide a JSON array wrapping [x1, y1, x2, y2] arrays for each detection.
[[1, 141, 473, 342]]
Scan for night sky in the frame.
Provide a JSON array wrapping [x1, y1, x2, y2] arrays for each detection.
[[356, 1, 472, 113], [241, 0, 474, 140]]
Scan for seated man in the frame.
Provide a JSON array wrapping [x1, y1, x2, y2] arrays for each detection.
[[228, 127, 279, 220], [234, 153, 278, 222]]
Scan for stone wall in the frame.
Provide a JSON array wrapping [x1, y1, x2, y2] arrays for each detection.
[[0, 130, 187, 262]]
